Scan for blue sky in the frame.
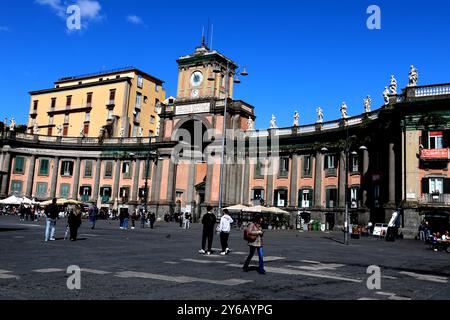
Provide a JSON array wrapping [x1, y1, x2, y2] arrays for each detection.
[[0, 0, 449, 129]]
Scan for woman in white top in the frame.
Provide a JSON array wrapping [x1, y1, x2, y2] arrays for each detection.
[[218, 209, 234, 255]]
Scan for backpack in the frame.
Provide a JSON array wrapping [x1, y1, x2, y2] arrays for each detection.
[[244, 224, 257, 242]]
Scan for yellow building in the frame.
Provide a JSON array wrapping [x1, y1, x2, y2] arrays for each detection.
[[28, 67, 166, 138]]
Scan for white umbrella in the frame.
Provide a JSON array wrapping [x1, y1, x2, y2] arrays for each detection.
[[224, 204, 251, 211], [0, 195, 24, 205]]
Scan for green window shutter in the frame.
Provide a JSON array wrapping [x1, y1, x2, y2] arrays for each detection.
[[444, 179, 450, 194], [422, 178, 429, 194], [422, 131, 429, 149]]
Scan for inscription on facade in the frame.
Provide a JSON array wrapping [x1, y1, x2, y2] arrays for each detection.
[[176, 103, 210, 115]]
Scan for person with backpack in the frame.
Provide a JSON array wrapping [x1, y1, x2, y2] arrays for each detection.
[[199, 206, 217, 255], [242, 215, 266, 275], [218, 209, 233, 255]]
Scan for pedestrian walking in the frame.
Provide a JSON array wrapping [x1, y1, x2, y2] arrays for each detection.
[[44, 198, 59, 242], [242, 215, 266, 275], [19, 204, 25, 222], [68, 205, 82, 241], [123, 210, 130, 229], [179, 212, 184, 228], [131, 210, 137, 229], [199, 206, 217, 255], [119, 210, 125, 229], [140, 209, 146, 229], [218, 209, 233, 255], [88, 204, 98, 230], [183, 212, 192, 229], [149, 212, 156, 229]]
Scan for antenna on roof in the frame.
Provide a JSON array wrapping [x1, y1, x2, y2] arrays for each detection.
[[201, 26, 205, 47], [210, 24, 214, 51]]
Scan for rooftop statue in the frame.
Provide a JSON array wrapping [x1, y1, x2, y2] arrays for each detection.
[[383, 87, 390, 105], [293, 111, 299, 127], [340, 102, 348, 119], [364, 95, 372, 113], [247, 117, 254, 131], [269, 115, 277, 129], [408, 65, 418, 87], [390, 75, 397, 95], [316, 107, 324, 124]]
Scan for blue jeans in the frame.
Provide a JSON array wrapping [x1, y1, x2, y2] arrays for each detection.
[[45, 218, 56, 241], [243, 246, 264, 272], [123, 218, 129, 229]]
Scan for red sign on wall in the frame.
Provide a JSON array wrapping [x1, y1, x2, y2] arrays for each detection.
[[421, 148, 449, 160]]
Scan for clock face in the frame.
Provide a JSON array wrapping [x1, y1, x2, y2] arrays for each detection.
[[191, 89, 199, 98], [190, 71, 204, 87]]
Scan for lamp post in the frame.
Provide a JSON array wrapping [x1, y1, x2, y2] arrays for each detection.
[[143, 135, 158, 214], [209, 61, 248, 215], [322, 128, 366, 245], [343, 126, 367, 245]]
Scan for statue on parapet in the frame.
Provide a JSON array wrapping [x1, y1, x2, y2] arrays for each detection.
[[33, 123, 39, 135], [57, 125, 63, 136], [364, 95, 372, 113], [408, 65, 418, 87], [340, 102, 348, 119], [9, 117, 16, 131], [293, 111, 299, 127], [247, 117, 254, 131], [269, 115, 277, 129], [316, 107, 324, 124], [138, 127, 144, 137], [119, 127, 125, 138], [383, 87, 390, 105], [390, 75, 397, 95]]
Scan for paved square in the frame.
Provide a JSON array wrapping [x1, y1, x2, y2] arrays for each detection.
[[0, 216, 449, 300]]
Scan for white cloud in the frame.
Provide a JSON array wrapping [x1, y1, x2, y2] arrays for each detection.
[[127, 15, 148, 28], [36, 0, 103, 30], [127, 15, 142, 25], [0, 26, 9, 32], [77, 0, 102, 20]]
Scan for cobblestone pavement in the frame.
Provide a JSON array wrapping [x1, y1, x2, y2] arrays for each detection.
[[0, 216, 449, 300]]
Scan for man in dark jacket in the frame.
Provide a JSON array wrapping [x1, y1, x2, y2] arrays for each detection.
[[45, 198, 59, 241], [199, 206, 217, 255]]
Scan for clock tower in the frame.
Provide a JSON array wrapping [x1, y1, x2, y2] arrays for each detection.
[[176, 41, 238, 100]]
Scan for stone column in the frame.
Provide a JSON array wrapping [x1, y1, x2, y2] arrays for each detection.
[[314, 151, 323, 207], [72, 158, 81, 200], [205, 160, 214, 204], [289, 154, 298, 207], [93, 159, 102, 203], [242, 156, 250, 205], [339, 151, 346, 208], [362, 149, 369, 206], [234, 161, 243, 205], [389, 142, 396, 204], [50, 156, 60, 198], [266, 157, 274, 206], [151, 159, 163, 202], [1, 152, 11, 197], [113, 159, 121, 201], [186, 159, 196, 203], [26, 155, 36, 198], [132, 159, 141, 202], [166, 159, 177, 205]]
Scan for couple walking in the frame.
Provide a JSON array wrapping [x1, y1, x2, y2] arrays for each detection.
[[198, 207, 233, 255], [198, 206, 266, 274]]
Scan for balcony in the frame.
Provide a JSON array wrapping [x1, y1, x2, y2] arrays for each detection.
[[420, 193, 450, 205], [420, 148, 449, 161]]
